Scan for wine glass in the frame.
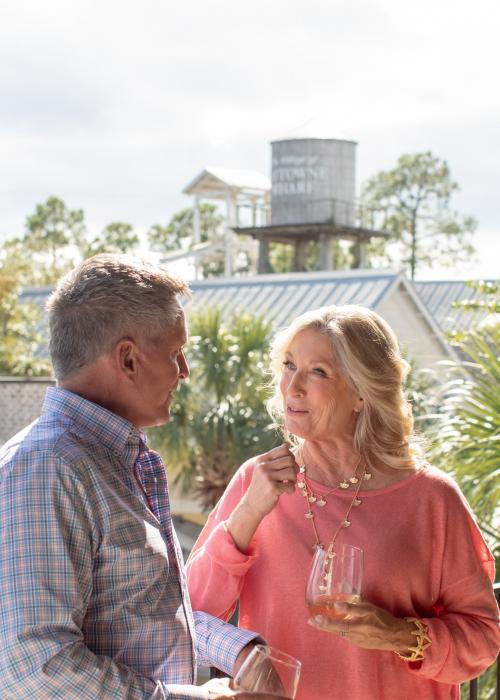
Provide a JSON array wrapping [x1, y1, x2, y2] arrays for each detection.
[[305, 543, 363, 620], [234, 644, 302, 698]]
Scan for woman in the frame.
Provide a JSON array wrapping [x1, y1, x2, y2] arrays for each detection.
[[186, 305, 500, 699]]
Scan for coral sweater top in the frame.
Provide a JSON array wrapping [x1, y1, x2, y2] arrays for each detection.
[[186, 462, 500, 700]]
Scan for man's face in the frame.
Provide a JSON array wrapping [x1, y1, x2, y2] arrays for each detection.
[[131, 312, 189, 429]]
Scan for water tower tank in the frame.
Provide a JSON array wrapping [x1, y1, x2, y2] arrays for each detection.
[[271, 138, 357, 227]]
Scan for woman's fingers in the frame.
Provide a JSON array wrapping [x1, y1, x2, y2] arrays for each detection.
[[257, 452, 298, 478], [258, 443, 293, 461], [308, 601, 409, 652], [258, 444, 299, 472], [307, 616, 333, 634], [307, 600, 369, 637], [243, 445, 299, 516], [261, 461, 297, 479]]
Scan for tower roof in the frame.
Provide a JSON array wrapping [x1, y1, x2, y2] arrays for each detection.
[[182, 166, 270, 197]]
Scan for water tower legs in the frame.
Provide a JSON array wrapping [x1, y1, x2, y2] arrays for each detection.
[[352, 240, 367, 268], [318, 234, 333, 271], [293, 241, 308, 271], [257, 238, 273, 273]]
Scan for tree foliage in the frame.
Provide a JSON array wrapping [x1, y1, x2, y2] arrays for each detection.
[[2, 196, 142, 289], [18, 196, 87, 284], [0, 196, 142, 375], [426, 280, 500, 582], [428, 323, 499, 562], [451, 281, 500, 327], [405, 362, 442, 433], [269, 240, 353, 273], [147, 309, 280, 510], [406, 286, 499, 697], [85, 221, 139, 256], [360, 152, 476, 279], [0, 249, 51, 376], [148, 203, 226, 278], [147, 203, 223, 252]]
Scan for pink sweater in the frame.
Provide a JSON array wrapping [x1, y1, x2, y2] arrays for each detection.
[[187, 462, 500, 699]]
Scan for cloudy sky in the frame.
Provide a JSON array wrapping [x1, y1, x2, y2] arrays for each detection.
[[1, 0, 499, 279]]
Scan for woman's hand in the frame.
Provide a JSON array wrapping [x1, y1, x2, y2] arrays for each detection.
[[242, 444, 299, 518], [225, 444, 298, 554], [308, 600, 416, 653]]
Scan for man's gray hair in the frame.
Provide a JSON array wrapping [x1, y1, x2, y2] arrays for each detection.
[[47, 253, 191, 380]]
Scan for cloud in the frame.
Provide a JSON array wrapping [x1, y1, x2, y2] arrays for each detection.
[[0, 0, 498, 276]]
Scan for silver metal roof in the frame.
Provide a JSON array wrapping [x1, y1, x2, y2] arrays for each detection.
[[182, 166, 271, 195], [188, 271, 400, 330], [20, 275, 495, 337], [414, 280, 495, 332]]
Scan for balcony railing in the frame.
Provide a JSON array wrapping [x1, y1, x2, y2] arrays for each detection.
[[467, 582, 500, 699]]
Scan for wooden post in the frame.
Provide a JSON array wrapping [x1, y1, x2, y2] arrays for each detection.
[[318, 234, 332, 270], [193, 196, 201, 279], [225, 189, 236, 277], [257, 238, 272, 273], [294, 240, 307, 271]]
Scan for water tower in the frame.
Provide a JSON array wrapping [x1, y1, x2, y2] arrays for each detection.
[[234, 137, 388, 272]]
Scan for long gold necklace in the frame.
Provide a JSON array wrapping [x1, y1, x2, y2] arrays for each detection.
[[299, 460, 368, 552]]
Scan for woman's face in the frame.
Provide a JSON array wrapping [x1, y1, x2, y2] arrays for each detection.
[[279, 328, 362, 442]]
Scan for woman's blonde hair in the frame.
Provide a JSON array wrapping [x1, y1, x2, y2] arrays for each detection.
[[267, 304, 421, 470]]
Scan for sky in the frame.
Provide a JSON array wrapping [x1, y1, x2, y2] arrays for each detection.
[[1, 0, 499, 280]]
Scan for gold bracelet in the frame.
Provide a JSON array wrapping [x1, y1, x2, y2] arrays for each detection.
[[395, 617, 432, 662]]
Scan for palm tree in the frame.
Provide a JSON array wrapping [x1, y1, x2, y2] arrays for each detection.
[[148, 308, 280, 510], [424, 283, 499, 699], [429, 322, 500, 563]]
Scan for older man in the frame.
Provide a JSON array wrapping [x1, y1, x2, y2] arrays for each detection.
[[0, 255, 282, 699]]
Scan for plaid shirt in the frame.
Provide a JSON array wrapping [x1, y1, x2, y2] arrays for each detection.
[[0, 387, 258, 699]]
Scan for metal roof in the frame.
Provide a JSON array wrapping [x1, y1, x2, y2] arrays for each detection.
[[182, 167, 271, 195], [414, 280, 496, 332], [20, 275, 495, 338], [19, 287, 52, 307], [187, 270, 401, 330], [21, 274, 398, 328]]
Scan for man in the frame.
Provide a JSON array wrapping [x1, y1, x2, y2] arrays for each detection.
[[0, 254, 284, 699]]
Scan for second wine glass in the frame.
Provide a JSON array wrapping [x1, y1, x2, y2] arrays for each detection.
[[234, 644, 302, 698]]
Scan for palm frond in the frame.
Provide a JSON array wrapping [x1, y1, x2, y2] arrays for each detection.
[[147, 310, 280, 509]]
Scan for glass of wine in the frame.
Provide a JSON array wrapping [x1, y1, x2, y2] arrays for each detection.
[[305, 543, 363, 620], [233, 644, 302, 698]]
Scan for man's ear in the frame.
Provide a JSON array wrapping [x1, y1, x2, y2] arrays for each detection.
[[115, 338, 139, 379]]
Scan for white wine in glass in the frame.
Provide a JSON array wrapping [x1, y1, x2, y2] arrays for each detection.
[[234, 644, 302, 698], [305, 544, 363, 621]]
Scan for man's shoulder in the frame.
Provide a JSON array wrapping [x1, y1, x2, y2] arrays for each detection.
[[1, 417, 55, 465], [0, 414, 97, 480]]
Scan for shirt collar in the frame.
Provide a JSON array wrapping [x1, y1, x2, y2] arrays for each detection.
[[43, 386, 144, 462]]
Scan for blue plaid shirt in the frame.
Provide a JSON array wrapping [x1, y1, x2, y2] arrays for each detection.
[[0, 387, 258, 699]]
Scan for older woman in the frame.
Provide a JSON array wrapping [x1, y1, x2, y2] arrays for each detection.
[[186, 305, 500, 699]]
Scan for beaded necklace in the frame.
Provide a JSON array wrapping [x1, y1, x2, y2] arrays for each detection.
[[297, 455, 369, 507]]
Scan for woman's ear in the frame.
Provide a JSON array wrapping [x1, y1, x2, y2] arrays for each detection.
[[354, 396, 364, 414]]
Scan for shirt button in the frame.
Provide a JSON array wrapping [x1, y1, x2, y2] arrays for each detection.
[[113, 450, 119, 456]]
